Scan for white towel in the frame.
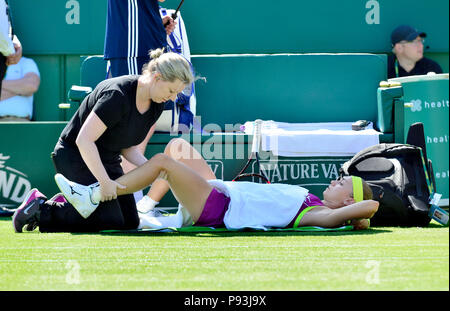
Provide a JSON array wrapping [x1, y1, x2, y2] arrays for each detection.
[[242, 120, 380, 157]]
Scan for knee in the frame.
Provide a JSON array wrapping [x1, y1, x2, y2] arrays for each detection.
[[164, 138, 195, 160], [148, 153, 174, 171], [167, 137, 185, 147], [151, 152, 171, 165]]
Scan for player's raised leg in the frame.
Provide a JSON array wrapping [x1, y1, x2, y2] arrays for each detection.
[[116, 153, 214, 222], [55, 141, 216, 221], [147, 138, 216, 199]]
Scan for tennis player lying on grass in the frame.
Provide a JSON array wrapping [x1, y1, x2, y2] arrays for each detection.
[[14, 138, 378, 232]]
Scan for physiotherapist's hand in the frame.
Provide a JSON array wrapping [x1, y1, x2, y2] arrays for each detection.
[[99, 179, 126, 202]]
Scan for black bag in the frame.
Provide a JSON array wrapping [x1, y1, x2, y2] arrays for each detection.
[[340, 124, 434, 227]]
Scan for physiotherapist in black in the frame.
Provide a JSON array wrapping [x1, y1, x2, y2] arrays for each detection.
[[13, 49, 194, 233]]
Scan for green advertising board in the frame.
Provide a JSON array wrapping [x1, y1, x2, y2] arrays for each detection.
[[0, 122, 66, 208], [389, 74, 449, 206]]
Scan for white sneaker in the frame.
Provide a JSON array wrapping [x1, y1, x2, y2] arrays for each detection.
[[54, 173, 99, 219], [138, 214, 182, 229], [136, 195, 158, 214]]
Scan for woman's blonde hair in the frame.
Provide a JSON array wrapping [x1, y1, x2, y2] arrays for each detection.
[[142, 48, 194, 85]]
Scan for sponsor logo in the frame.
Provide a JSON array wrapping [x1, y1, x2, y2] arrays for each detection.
[[427, 135, 449, 145], [424, 100, 449, 110], [70, 185, 82, 196], [24, 204, 35, 215], [0, 154, 32, 207], [435, 170, 449, 179], [409, 99, 449, 112], [410, 99, 422, 112], [252, 159, 348, 187]]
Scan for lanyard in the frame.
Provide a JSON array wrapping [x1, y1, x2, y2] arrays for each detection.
[[394, 59, 399, 78]]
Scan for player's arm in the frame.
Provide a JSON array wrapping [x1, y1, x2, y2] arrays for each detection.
[[76, 112, 124, 201], [327, 200, 378, 228], [305, 200, 379, 228]]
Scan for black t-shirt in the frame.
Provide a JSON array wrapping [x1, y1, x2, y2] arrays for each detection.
[[388, 54, 443, 79], [60, 75, 164, 163]]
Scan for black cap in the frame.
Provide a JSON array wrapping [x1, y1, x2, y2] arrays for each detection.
[[391, 25, 427, 46]]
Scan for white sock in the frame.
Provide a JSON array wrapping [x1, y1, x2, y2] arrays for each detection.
[[146, 196, 159, 208], [136, 195, 159, 213], [133, 190, 143, 203]]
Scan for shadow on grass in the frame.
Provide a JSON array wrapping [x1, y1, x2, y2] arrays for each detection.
[[0, 216, 391, 237], [2, 215, 444, 237], [426, 222, 448, 228], [92, 227, 393, 238]]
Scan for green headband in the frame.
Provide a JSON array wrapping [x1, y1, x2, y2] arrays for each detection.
[[352, 176, 364, 203]]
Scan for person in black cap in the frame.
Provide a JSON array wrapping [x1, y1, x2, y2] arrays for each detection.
[[388, 25, 443, 79]]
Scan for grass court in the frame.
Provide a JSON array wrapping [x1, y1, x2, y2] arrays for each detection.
[[1, 217, 448, 291]]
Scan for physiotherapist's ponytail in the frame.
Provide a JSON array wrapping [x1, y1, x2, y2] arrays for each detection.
[[142, 48, 194, 85]]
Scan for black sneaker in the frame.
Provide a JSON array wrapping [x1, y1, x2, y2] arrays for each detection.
[[12, 188, 47, 233]]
